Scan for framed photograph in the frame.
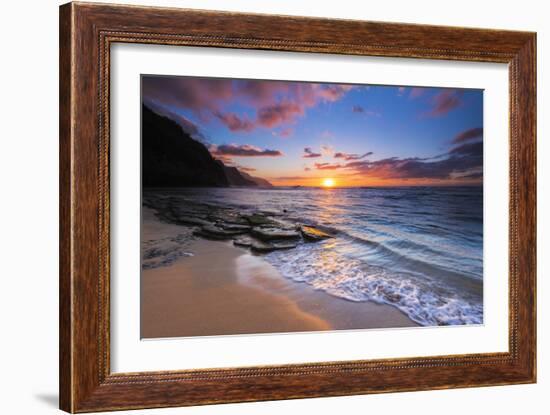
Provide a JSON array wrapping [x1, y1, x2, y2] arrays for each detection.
[[59, 2, 536, 412]]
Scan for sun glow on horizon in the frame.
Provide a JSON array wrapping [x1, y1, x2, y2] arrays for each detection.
[[322, 178, 335, 187]]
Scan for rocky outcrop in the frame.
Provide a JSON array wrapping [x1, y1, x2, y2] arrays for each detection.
[[143, 192, 335, 255], [251, 227, 301, 241], [249, 241, 298, 253], [300, 225, 333, 241]]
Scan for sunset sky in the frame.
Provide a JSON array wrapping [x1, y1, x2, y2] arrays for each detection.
[[142, 75, 483, 187]]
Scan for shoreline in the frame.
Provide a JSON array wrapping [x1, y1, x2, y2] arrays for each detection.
[[235, 250, 418, 333], [141, 208, 418, 338], [141, 238, 332, 338]]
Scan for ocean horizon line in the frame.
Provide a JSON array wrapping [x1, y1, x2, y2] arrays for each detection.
[[142, 183, 483, 190]]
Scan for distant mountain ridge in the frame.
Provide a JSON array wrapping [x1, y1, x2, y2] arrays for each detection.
[[142, 105, 272, 188], [218, 163, 255, 187], [239, 170, 273, 188]]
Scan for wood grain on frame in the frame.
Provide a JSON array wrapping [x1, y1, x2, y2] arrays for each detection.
[[59, 2, 536, 412]]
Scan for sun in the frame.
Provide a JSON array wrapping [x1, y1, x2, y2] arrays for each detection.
[[322, 178, 335, 187]]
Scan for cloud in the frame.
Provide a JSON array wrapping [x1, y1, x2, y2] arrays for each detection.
[[334, 151, 373, 161], [351, 105, 381, 117], [409, 87, 425, 99], [314, 162, 342, 170], [304, 167, 311, 171], [271, 175, 308, 180], [320, 144, 334, 156], [257, 101, 303, 128], [315, 84, 354, 102], [214, 111, 255, 132], [425, 89, 464, 117], [451, 127, 483, 144], [142, 76, 355, 133], [448, 141, 483, 158], [344, 141, 482, 180], [278, 128, 293, 138], [303, 147, 322, 158], [237, 80, 291, 106], [142, 77, 234, 117], [316, 141, 483, 181], [254, 84, 353, 128], [253, 84, 353, 128], [211, 144, 283, 157], [458, 171, 483, 180]]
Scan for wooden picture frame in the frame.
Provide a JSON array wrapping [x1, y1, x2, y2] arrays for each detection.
[[59, 2, 536, 412]]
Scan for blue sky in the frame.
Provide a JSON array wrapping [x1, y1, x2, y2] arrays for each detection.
[[142, 76, 483, 186]]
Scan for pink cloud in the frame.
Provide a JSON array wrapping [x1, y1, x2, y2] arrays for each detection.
[[451, 127, 483, 144], [237, 80, 290, 106], [142, 76, 356, 133], [214, 111, 255, 132], [272, 128, 294, 138], [314, 162, 342, 170], [210, 144, 283, 157], [333, 141, 483, 180], [303, 147, 322, 158], [257, 101, 304, 128], [315, 84, 354, 102], [271, 175, 308, 180], [278, 128, 293, 138], [142, 77, 233, 117], [409, 87, 425, 99], [334, 151, 373, 161], [320, 144, 334, 156], [425, 89, 464, 117]]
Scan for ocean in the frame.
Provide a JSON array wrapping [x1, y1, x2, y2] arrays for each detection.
[[143, 186, 483, 327]]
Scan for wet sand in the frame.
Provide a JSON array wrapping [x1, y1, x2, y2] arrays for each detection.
[[236, 251, 418, 332], [141, 235, 417, 339]]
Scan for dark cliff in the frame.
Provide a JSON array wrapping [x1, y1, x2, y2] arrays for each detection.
[[142, 105, 272, 188], [142, 105, 229, 187], [238, 170, 273, 188], [221, 164, 257, 187]]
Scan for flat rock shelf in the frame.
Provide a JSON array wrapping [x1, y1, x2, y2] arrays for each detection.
[[143, 193, 332, 254]]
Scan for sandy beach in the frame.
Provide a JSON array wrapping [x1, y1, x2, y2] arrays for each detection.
[[141, 207, 417, 338]]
